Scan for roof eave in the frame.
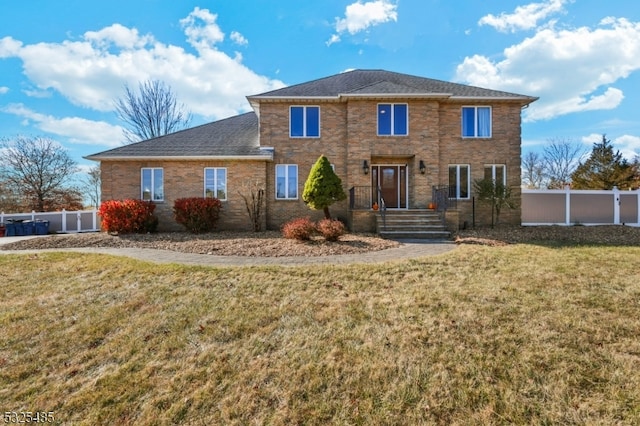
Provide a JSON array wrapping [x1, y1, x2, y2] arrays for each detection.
[[84, 153, 274, 162], [449, 95, 539, 104]]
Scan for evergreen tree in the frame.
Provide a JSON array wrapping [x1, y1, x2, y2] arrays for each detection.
[[571, 135, 637, 189], [302, 155, 347, 219]]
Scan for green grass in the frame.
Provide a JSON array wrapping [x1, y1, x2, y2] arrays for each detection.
[[1, 245, 640, 425]]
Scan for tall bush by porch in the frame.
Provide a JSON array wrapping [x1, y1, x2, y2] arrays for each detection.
[[302, 155, 346, 219]]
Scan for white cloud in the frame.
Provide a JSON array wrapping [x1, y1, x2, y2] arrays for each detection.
[[0, 86, 8, 95], [613, 134, 640, 159], [328, 0, 398, 45], [230, 31, 248, 46], [456, 17, 640, 122], [479, 0, 570, 33], [2, 103, 124, 147], [0, 7, 284, 121], [0, 36, 23, 57], [179, 7, 225, 51]]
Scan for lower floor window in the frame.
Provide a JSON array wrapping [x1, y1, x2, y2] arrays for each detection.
[[276, 164, 298, 199], [484, 164, 506, 186], [141, 168, 163, 201], [448, 165, 470, 199], [204, 168, 227, 200]]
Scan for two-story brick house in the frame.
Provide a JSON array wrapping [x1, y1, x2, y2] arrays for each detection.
[[87, 69, 537, 233]]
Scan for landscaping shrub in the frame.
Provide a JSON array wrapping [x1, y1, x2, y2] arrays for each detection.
[[281, 217, 316, 241], [173, 197, 223, 233], [98, 199, 158, 234], [317, 218, 346, 241]]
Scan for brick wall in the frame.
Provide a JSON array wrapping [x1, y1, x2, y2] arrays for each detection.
[[260, 101, 350, 229], [260, 98, 523, 229], [100, 160, 267, 232], [438, 101, 523, 228]]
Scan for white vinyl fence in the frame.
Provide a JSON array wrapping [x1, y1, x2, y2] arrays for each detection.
[[1, 209, 99, 234], [522, 186, 640, 226]]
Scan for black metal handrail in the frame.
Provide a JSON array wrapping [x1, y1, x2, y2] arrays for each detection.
[[349, 186, 373, 210], [432, 185, 456, 212], [377, 186, 387, 230]]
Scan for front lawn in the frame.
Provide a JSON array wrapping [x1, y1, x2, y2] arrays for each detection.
[[1, 244, 639, 424]]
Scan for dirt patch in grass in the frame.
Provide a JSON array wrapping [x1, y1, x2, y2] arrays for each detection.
[[0, 231, 400, 257], [455, 224, 640, 247]]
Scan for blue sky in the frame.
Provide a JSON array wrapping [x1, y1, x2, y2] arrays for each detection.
[[1, 0, 640, 176]]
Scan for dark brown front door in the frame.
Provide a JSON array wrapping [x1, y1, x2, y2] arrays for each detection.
[[371, 165, 407, 208]]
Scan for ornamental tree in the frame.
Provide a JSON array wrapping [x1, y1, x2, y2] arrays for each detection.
[[473, 178, 516, 228], [302, 155, 347, 219]]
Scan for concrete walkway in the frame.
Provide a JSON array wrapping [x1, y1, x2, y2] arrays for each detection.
[[0, 235, 457, 267]]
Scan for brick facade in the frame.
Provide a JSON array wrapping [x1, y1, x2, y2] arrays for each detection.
[[101, 160, 266, 231], [258, 98, 523, 230], [93, 71, 533, 232]]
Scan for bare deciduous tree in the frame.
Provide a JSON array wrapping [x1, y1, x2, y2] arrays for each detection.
[[522, 151, 545, 189], [542, 138, 588, 188], [1, 136, 78, 211], [83, 165, 101, 208], [115, 79, 192, 144]]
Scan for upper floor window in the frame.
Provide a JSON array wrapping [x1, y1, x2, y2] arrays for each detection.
[[484, 164, 506, 186], [462, 106, 491, 138], [378, 103, 408, 136], [290, 106, 320, 138], [276, 164, 298, 199], [204, 167, 227, 200], [141, 168, 164, 201]]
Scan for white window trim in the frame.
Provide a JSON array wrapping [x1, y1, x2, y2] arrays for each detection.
[[461, 106, 492, 139], [449, 164, 470, 200], [484, 164, 507, 186], [290, 106, 321, 138], [141, 167, 164, 202], [377, 103, 409, 136], [275, 164, 298, 200], [204, 167, 228, 201]]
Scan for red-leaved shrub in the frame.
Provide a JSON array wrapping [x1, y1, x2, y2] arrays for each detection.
[[281, 217, 316, 241], [99, 199, 158, 234], [173, 197, 223, 233], [316, 218, 346, 241]]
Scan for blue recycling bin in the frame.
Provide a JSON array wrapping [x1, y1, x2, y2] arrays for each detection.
[[35, 220, 50, 235], [22, 220, 35, 235], [5, 222, 16, 236]]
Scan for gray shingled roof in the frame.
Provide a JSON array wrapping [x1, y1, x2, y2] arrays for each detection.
[[249, 69, 536, 100], [87, 69, 536, 160], [86, 112, 265, 160]]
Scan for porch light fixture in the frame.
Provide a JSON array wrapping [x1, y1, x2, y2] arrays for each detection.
[[363, 160, 369, 175], [419, 160, 426, 174]]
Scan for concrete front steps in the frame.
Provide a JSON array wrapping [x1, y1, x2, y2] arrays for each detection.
[[376, 209, 451, 240]]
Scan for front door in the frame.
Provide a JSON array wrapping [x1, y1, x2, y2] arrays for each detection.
[[371, 165, 407, 208]]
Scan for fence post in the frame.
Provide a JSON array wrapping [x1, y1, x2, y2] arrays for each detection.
[[61, 209, 67, 233], [637, 189, 640, 225], [564, 184, 571, 225], [92, 209, 97, 231], [77, 212, 82, 232], [31, 210, 36, 221], [613, 186, 620, 225]]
